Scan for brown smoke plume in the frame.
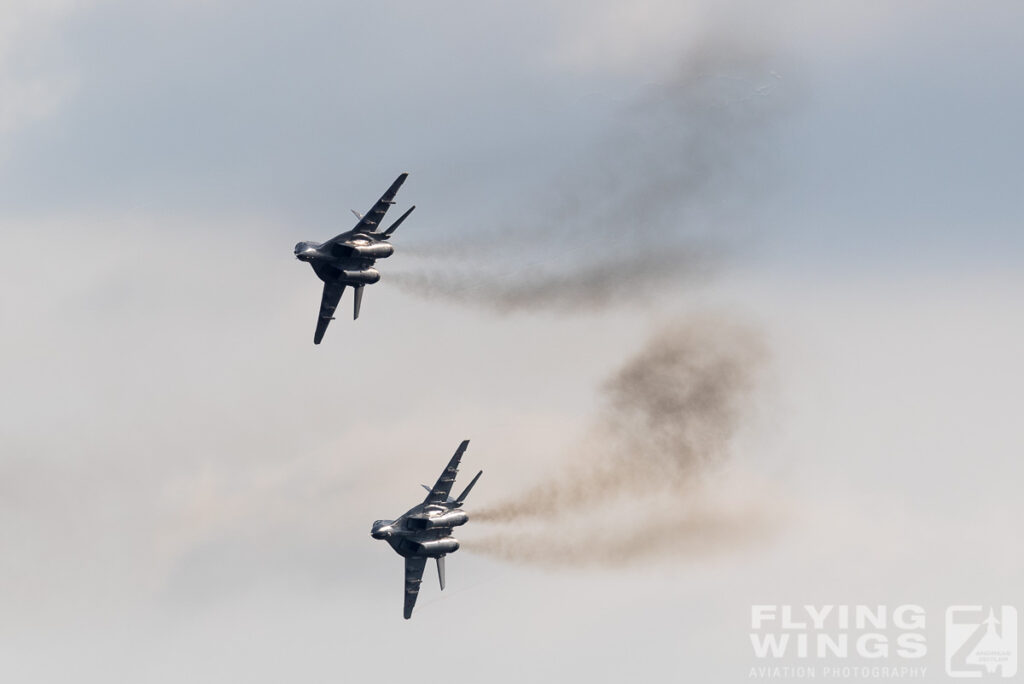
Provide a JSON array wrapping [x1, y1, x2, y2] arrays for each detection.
[[392, 36, 788, 312], [463, 316, 781, 566]]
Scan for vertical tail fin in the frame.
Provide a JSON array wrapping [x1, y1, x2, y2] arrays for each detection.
[[454, 470, 483, 506], [382, 205, 414, 237], [436, 556, 446, 591], [353, 285, 364, 319]]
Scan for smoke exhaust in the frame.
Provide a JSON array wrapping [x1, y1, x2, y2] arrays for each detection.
[[464, 316, 783, 566], [392, 35, 787, 313]]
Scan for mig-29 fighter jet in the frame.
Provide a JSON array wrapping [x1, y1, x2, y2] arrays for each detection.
[[294, 172, 415, 344], [371, 440, 482, 619]]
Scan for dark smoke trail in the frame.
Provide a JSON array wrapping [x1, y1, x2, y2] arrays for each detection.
[[464, 492, 776, 568], [390, 243, 720, 313], [464, 317, 782, 565], [392, 36, 788, 311]]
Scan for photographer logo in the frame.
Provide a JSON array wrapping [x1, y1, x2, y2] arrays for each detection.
[[945, 606, 1017, 678]]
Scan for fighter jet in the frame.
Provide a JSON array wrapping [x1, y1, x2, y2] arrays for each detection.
[[294, 172, 415, 344], [371, 440, 482, 619]]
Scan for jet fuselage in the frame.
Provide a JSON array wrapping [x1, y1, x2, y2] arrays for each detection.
[[369, 439, 481, 618], [294, 235, 391, 285], [371, 501, 469, 559], [295, 172, 413, 342]]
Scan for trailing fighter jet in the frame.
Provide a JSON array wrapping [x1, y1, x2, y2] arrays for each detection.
[[371, 440, 482, 619], [294, 172, 415, 344]]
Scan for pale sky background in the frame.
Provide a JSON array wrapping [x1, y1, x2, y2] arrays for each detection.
[[1, 2, 1022, 682]]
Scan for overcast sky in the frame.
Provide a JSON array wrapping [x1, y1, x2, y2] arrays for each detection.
[[1, 2, 1022, 682]]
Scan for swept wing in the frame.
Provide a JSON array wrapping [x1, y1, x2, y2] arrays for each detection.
[[422, 440, 470, 505], [313, 281, 345, 344], [403, 556, 428, 619], [323, 173, 409, 248]]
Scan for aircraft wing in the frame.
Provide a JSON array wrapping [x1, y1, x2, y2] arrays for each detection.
[[324, 173, 409, 246], [403, 556, 428, 619], [423, 440, 470, 505], [313, 281, 345, 344]]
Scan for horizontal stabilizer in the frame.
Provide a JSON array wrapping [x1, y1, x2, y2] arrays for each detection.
[[351, 209, 364, 220]]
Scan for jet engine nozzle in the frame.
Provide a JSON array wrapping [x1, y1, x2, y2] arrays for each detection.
[[431, 510, 469, 528], [347, 243, 394, 259], [405, 510, 468, 531], [339, 268, 381, 284], [409, 538, 460, 557]]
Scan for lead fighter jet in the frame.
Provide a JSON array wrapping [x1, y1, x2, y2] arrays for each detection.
[[294, 173, 415, 344], [371, 440, 482, 619]]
